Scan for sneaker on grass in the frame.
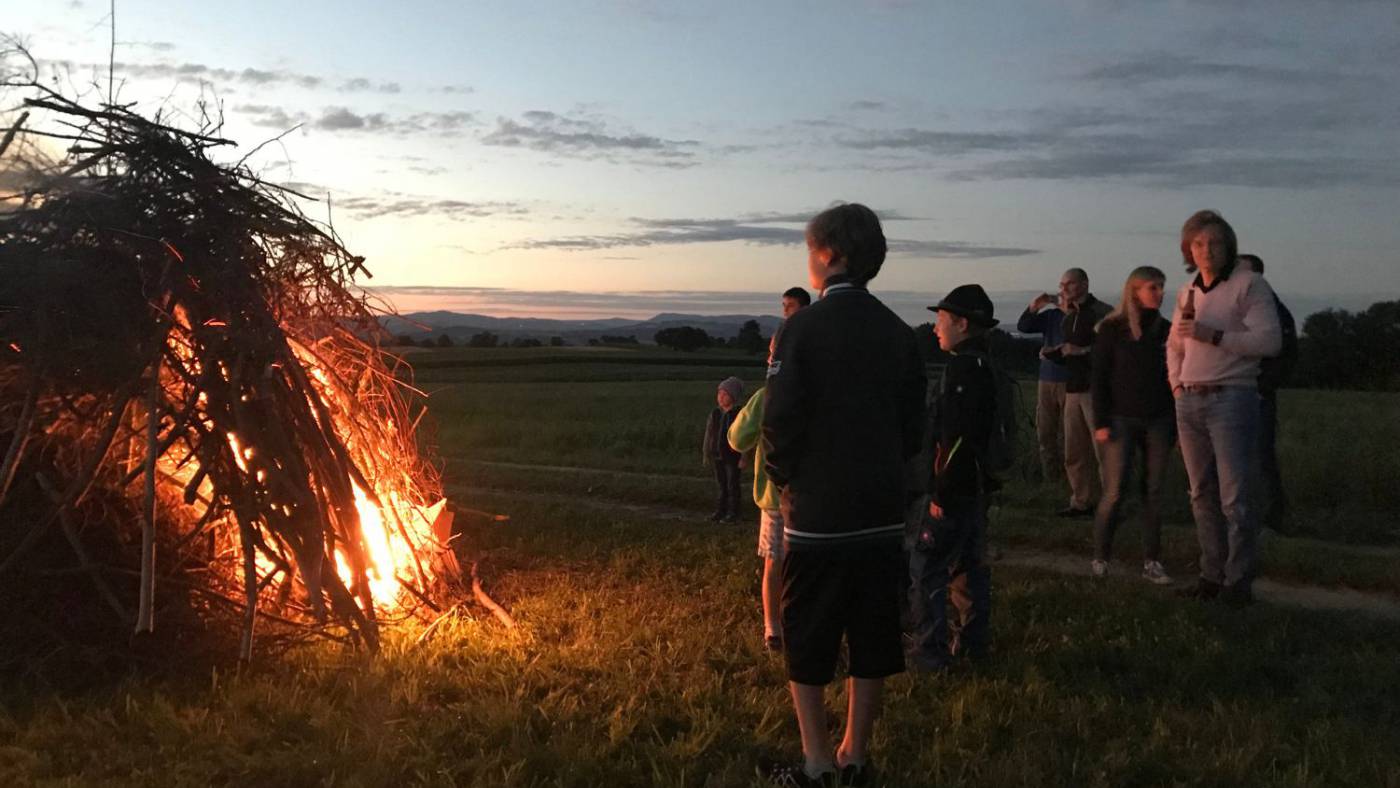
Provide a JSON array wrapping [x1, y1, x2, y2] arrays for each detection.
[[1142, 561, 1172, 585], [838, 759, 876, 787], [1090, 559, 1108, 578], [761, 762, 836, 787]]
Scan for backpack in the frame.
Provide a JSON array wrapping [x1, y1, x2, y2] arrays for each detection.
[[949, 349, 1023, 478]]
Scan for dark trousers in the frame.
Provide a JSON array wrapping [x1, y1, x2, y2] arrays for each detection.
[[1093, 414, 1174, 563], [1258, 392, 1287, 531], [907, 497, 990, 666], [712, 457, 741, 518]]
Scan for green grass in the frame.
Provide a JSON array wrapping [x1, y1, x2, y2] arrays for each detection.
[[3, 498, 1398, 786], [4, 354, 1399, 786], [420, 354, 1400, 544]]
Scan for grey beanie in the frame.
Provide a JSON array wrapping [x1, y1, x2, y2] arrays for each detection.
[[718, 376, 744, 401]]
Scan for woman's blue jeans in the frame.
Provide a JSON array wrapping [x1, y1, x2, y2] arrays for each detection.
[[1092, 414, 1175, 563]]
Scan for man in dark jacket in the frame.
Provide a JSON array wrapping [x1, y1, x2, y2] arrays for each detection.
[[1017, 285, 1069, 482], [1055, 269, 1111, 517], [1239, 254, 1298, 532], [761, 203, 925, 788], [907, 284, 998, 672]]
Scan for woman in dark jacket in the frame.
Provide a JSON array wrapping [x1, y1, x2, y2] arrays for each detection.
[[1090, 266, 1175, 584]]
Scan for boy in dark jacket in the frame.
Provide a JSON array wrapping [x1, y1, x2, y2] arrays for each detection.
[[760, 204, 925, 788], [908, 284, 999, 672], [702, 376, 744, 522]]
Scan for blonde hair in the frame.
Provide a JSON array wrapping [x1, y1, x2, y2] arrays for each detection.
[[1100, 266, 1166, 341]]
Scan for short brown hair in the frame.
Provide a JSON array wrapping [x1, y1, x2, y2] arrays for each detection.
[[806, 203, 887, 285], [1179, 210, 1238, 273]]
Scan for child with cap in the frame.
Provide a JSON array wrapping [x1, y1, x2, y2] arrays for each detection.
[[702, 376, 745, 522], [908, 283, 999, 671]]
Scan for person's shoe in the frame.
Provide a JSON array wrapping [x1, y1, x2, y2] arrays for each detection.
[[708, 511, 724, 522], [764, 634, 783, 653], [1220, 584, 1254, 608], [838, 759, 876, 787], [1056, 506, 1094, 518], [1176, 578, 1222, 601], [761, 762, 837, 787], [722, 513, 740, 524], [1142, 561, 1173, 585], [1090, 559, 1108, 578]]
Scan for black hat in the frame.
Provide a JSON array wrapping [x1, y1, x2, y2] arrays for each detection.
[[927, 284, 998, 327]]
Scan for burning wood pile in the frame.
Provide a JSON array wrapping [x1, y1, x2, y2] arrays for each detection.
[[0, 50, 460, 662]]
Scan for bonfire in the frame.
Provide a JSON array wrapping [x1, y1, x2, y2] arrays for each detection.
[[0, 46, 465, 661]]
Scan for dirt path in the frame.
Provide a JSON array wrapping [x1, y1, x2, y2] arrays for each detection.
[[996, 550, 1400, 622], [451, 475, 1400, 623], [445, 457, 700, 483]]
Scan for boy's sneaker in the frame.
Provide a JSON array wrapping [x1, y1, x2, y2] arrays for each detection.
[[838, 759, 876, 787], [1176, 578, 1221, 601], [761, 762, 836, 787], [1142, 561, 1172, 585], [764, 634, 783, 653], [1090, 559, 1108, 578]]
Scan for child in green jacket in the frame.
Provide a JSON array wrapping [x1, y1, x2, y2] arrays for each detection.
[[728, 379, 784, 652]]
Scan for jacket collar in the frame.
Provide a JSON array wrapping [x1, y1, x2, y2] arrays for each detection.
[[820, 273, 864, 298], [1192, 258, 1238, 293], [952, 334, 990, 355]]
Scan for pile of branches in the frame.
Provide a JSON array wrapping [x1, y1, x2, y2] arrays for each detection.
[[0, 47, 455, 663]]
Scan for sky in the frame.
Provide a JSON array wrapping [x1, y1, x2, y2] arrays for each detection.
[[4, 0, 1399, 324]]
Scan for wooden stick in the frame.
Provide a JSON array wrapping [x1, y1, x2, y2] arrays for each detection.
[[236, 514, 258, 662], [0, 396, 131, 576], [414, 600, 468, 646], [35, 472, 129, 624], [0, 370, 40, 509], [136, 361, 160, 634], [471, 561, 515, 630], [0, 110, 27, 159]]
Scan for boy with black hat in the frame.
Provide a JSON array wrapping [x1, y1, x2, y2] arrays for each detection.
[[907, 284, 999, 671]]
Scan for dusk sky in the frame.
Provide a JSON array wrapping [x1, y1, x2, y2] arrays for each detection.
[[6, 1, 1399, 323]]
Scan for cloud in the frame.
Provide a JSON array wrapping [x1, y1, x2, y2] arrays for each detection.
[[888, 239, 1040, 259], [480, 111, 700, 167], [118, 41, 177, 53], [50, 59, 416, 94], [505, 214, 1037, 259], [1080, 52, 1367, 89], [233, 104, 476, 135], [333, 194, 528, 221], [848, 100, 889, 111], [338, 77, 401, 94], [838, 128, 1040, 156], [833, 43, 1400, 190]]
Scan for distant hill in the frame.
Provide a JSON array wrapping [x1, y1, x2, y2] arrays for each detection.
[[379, 311, 784, 345]]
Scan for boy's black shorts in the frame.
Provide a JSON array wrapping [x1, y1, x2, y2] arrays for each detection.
[[781, 541, 906, 685]]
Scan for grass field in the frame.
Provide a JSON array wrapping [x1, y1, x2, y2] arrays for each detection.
[[2, 346, 1398, 786]]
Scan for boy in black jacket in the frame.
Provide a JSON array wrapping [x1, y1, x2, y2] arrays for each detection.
[[760, 204, 925, 788], [908, 284, 998, 672]]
